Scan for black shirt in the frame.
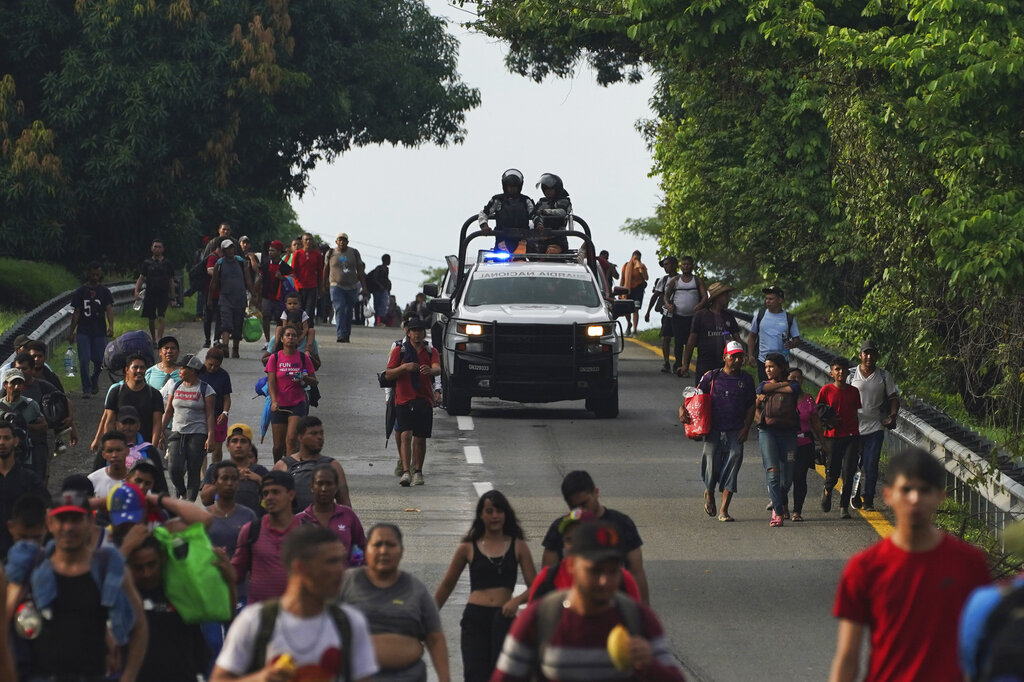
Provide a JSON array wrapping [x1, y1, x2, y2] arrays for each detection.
[[138, 585, 211, 681], [31, 572, 108, 674], [71, 284, 114, 337], [104, 382, 164, 441], [541, 507, 643, 559], [0, 461, 49, 560], [140, 258, 175, 293]]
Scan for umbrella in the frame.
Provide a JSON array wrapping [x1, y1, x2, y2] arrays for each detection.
[[384, 388, 396, 448], [253, 376, 271, 443]]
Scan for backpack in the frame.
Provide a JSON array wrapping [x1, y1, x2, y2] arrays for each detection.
[[976, 581, 1024, 682], [754, 308, 796, 340], [0, 400, 33, 462], [102, 331, 156, 372], [247, 599, 352, 680], [535, 589, 643, 674], [40, 391, 70, 430], [283, 455, 334, 511], [188, 257, 210, 292], [761, 391, 800, 430]]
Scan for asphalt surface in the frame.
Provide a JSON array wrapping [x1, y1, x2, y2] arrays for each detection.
[[56, 320, 885, 681]]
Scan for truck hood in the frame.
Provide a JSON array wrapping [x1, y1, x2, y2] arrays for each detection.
[[461, 303, 608, 323]]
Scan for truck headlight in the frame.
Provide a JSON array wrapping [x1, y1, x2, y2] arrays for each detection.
[[465, 324, 484, 336], [586, 325, 604, 337]]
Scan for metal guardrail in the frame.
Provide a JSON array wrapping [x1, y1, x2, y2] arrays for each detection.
[[734, 311, 1024, 539], [0, 282, 136, 367]]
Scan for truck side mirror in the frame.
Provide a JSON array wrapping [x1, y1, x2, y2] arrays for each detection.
[[427, 298, 452, 316], [422, 283, 439, 297], [611, 300, 636, 318]]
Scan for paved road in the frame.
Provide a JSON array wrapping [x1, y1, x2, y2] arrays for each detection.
[[128, 322, 884, 681]]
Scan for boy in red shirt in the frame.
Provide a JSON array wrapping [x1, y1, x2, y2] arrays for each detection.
[[816, 357, 862, 518], [384, 317, 440, 487], [829, 447, 990, 682]]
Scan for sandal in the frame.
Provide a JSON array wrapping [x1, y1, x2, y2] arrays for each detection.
[[704, 493, 716, 517], [718, 513, 735, 522], [792, 513, 804, 522]]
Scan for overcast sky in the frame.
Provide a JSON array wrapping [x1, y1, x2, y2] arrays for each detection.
[[294, 0, 663, 312]]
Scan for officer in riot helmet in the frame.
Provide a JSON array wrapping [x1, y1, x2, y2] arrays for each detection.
[[479, 169, 538, 253]]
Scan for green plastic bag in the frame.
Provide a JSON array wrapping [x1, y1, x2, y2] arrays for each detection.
[[152, 523, 232, 624], [243, 315, 262, 343]]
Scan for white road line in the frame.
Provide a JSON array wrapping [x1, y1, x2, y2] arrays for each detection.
[[464, 445, 483, 464], [457, 416, 475, 431], [473, 481, 493, 496]]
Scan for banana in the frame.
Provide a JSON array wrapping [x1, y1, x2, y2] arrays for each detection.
[[273, 653, 296, 672], [607, 624, 632, 671]]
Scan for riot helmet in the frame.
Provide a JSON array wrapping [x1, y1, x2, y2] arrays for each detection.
[[536, 173, 563, 193], [501, 168, 524, 191]]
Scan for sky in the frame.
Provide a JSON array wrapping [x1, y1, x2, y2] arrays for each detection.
[[294, 0, 663, 313]]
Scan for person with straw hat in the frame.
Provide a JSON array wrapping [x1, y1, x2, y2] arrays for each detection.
[[682, 281, 742, 383]]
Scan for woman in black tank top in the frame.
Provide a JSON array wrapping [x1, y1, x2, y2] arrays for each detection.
[[434, 490, 537, 682]]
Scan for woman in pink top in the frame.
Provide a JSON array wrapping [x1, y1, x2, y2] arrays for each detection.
[[265, 324, 318, 461], [788, 367, 824, 521]]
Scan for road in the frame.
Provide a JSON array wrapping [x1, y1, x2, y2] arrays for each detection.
[[131, 322, 885, 681]]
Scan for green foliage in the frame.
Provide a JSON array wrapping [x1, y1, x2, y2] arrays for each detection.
[[0, 257, 80, 309], [420, 265, 448, 288], [0, 0, 479, 270]]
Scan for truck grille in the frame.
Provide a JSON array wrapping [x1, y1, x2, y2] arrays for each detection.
[[493, 324, 576, 380]]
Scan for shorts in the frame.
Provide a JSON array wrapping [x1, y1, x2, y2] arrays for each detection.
[[213, 419, 228, 443], [219, 302, 244, 337], [395, 398, 433, 438], [141, 290, 170, 319], [659, 315, 673, 338], [261, 297, 283, 323], [627, 282, 646, 303], [270, 401, 308, 424]]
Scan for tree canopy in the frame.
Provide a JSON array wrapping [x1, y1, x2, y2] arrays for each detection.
[[0, 0, 479, 268], [468, 0, 1024, 442]]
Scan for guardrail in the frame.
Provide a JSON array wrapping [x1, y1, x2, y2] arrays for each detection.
[[733, 311, 1024, 540], [0, 282, 136, 367]]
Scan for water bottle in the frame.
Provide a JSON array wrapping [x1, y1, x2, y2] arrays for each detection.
[[64, 344, 76, 378], [133, 285, 145, 311], [852, 471, 862, 498], [15, 601, 43, 639]]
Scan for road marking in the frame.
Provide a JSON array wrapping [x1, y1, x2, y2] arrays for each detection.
[[473, 481, 493, 496], [464, 445, 483, 464], [457, 416, 475, 431]]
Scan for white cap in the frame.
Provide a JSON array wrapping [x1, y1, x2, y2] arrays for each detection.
[[221, 239, 234, 249], [725, 341, 745, 355]]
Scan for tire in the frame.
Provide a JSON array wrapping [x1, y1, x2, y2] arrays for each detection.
[[446, 391, 471, 416], [589, 388, 619, 418]]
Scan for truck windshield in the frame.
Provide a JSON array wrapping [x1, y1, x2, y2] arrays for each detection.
[[465, 274, 601, 307]]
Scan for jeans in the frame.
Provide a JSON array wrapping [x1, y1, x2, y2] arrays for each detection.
[[460, 603, 512, 682], [701, 429, 745, 493], [758, 428, 797, 513], [75, 333, 106, 393], [168, 432, 206, 500], [372, 290, 389, 323], [860, 430, 885, 501], [824, 435, 861, 508], [331, 286, 360, 340]]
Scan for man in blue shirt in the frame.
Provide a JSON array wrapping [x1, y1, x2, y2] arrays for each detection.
[[747, 285, 801, 381]]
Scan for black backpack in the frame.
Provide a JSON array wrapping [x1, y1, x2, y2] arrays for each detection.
[[40, 391, 70, 430], [0, 400, 33, 462], [975, 581, 1024, 682], [188, 257, 210, 292]]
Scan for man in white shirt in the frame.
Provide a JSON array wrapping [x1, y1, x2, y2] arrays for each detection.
[[88, 430, 130, 498], [212, 525, 378, 681], [847, 339, 900, 511]]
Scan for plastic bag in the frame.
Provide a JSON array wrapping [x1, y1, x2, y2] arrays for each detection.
[[243, 315, 262, 342], [152, 523, 232, 624], [683, 387, 712, 440]]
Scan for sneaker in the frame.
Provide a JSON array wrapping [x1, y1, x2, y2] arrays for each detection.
[[660, 363, 671, 374], [399, 470, 411, 487], [411, 470, 424, 486], [202, 340, 211, 348], [337, 337, 344, 343], [851, 493, 863, 510], [862, 497, 876, 512], [821, 488, 833, 513], [231, 348, 240, 359], [840, 507, 851, 519], [91, 384, 100, 396], [769, 513, 783, 527]]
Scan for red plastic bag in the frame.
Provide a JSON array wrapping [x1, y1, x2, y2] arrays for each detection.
[[683, 388, 712, 440]]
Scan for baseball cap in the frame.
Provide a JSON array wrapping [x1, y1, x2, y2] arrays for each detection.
[[762, 285, 785, 297], [860, 339, 879, 353], [13, 334, 31, 348], [404, 317, 428, 330], [725, 341, 745, 355], [558, 507, 598, 535], [659, 255, 678, 267], [179, 353, 203, 371], [239, 235, 251, 243], [269, 240, 285, 251], [227, 423, 254, 442], [49, 488, 92, 517], [116, 406, 141, 424], [157, 335, 178, 349], [262, 470, 295, 491], [2, 368, 25, 384], [567, 521, 624, 563], [220, 238, 234, 249], [107, 483, 145, 526], [337, 233, 349, 241]]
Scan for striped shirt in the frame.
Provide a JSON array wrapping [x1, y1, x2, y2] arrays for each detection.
[[491, 598, 685, 682], [230, 515, 300, 603]]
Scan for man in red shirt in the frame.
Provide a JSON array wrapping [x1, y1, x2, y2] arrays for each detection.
[[384, 317, 440, 487], [294, 232, 323, 322], [816, 356, 862, 518], [829, 447, 990, 682], [230, 470, 301, 602]]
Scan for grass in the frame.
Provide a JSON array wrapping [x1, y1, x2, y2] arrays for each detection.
[[0, 258, 79, 313], [0, 308, 22, 338]]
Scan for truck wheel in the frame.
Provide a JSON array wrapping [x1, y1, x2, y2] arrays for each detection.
[[589, 389, 619, 418], [446, 392, 471, 416]]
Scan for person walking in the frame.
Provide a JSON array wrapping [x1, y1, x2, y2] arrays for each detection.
[[230, 470, 302, 604], [199, 423, 269, 516], [295, 232, 324, 320], [201, 346, 233, 464], [145, 335, 180, 389], [325, 232, 368, 342], [788, 367, 825, 522], [681, 281, 741, 381], [0, 421, 48, 561], [643, 256, 678, 373], [272, 415, 352, 509], [135, 238, 177, 343], [435, 490, 537, 682], [255, 239, 294, 342], [681, 341, 755, 523], [205, 460, 259, 558], [817, 357, 863, 519], [296, 463, 365, 566], [755, 352, 801, 527], [159, 353, 215, 500], [95, 353, 165, 452], [848, 339, 900, 511], [747, 285, 801, 381], [829, 448, 990, 682], [664, 255, 707, 377], [265, 324, 318, 461], [620, 251, 648, 336], [68, 261, 115, 398], [340, 523, 450, 682], [366, 254, 392, 326], [208, 240, 254, 358], [385, 317, 440, 486]]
